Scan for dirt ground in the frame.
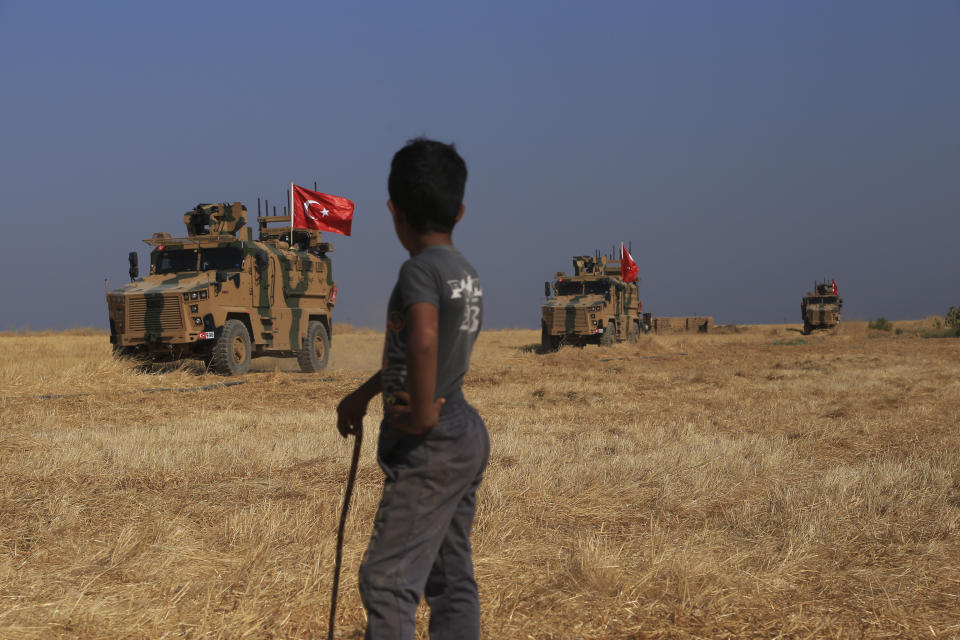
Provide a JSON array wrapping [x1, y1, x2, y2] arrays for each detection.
[[1, 321, 958, 638]]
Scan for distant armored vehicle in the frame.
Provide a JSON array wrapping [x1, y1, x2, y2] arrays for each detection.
[[106, 203, 337, 375], [801, 280, 842, 334], [541, 254, 649, 351]]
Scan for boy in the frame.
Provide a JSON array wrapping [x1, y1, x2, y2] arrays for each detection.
[[336, 138, 489, 640]]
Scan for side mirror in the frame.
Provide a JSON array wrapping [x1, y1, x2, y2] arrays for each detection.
[[128, 252, 139, 280], [215, 270, 227, 283], [544, 282, 550, 298]]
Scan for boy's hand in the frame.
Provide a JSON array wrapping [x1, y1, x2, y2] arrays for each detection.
[[386, 391, 446, 435], [336, 372, 382, 438]]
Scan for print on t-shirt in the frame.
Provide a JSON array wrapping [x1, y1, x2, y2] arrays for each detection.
[[448, 274, 483, 333]]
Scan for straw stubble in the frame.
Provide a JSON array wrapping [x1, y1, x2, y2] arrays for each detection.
[[1, 321, 958, 638]]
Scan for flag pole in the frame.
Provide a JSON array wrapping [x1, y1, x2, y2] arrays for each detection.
[[290, 182, 294, 249]]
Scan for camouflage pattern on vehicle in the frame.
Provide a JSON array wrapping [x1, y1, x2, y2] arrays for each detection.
[[106, 203, 337, 375], [801, 281, 842, 335], [541, 254, 650, 351]]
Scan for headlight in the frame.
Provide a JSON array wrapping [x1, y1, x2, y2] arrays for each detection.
[[183, 293, 190, 301], [190, 304, 199, 313], [193, 317, 202, 326], [199, 290, 207, 299], [190, 291, 199, 300]]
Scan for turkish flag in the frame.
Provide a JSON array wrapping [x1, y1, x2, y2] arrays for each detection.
[[620, 243, 639, 283], [292, 184, 354, 236], [832, 278, 838, 295]]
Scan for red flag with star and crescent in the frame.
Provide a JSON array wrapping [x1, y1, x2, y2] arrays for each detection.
[[292, 184, 355, 236], [620, 242, 639, 283], [832, 278, 838, 295]]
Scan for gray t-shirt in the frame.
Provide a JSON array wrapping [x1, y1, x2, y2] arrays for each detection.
[[382, 244, 483, 408]]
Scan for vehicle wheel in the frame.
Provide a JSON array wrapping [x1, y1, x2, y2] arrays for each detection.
[[209, 319, 251, 375], [112, 344, 138, 359], [802, 323, 811, 335], [600, 323, 615, 346], [629, 320, 640, 344], [298, 321, 330, 372], [541, 321, 559, 353]]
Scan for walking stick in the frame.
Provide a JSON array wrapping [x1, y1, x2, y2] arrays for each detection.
[[328, 426, 363, 640]]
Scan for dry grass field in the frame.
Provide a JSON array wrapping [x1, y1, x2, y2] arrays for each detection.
[[2, 321, 959, 639]]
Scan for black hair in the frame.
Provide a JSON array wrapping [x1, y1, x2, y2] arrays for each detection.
[[388, 137, 467, 233]]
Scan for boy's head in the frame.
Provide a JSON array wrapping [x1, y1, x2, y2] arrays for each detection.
[[388, 137, 467, 234]]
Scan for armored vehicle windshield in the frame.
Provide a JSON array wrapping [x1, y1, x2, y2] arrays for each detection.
[[556, 280, 611, 295], [585, 281, 611, 295], [153, 247, 244, 274]]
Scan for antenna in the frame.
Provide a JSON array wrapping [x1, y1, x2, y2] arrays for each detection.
[[314, 181, 318, 190], [257, 197, 261, 216]]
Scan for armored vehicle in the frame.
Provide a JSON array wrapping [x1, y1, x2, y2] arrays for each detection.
[[106, 202, 337, 375], [541, 254, 650, 351], [801, 280, 842, 334]]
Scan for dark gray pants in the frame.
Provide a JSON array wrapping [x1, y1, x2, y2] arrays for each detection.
[[359, 397, 490, 640]]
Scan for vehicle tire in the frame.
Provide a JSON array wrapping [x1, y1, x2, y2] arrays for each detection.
[[112, 344, 138, 359], [629, 320, 640, 344], [600, 323, 615, 347], [802, 323, 811, 335], [298, 321, 330, 372], [541, 321, 559, 353], [209, 319, 251, 375]]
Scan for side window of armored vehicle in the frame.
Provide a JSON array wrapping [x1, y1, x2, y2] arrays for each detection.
[[584, 281, 610, 295], [556, 281, 582, 295], [200, 247, 244, 271], [155, 249, 198, 274]]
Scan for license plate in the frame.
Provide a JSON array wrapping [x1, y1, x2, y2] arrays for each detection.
[[198, 331, 215, 340]]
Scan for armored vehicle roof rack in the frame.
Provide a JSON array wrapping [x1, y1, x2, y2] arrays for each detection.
[[257, 215, 334, 255]]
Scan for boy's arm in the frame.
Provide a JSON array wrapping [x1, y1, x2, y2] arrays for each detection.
[[336, 371, 382, 437], [387, 301, 445, 434]]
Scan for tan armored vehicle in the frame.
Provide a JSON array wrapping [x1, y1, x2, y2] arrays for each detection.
[[801, 280, 842, 335], [106, 202, 337, 375], [541, 254, 650, 351]]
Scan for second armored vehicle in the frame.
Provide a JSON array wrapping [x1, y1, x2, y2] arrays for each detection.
[[801, 280, 842, 334], [106, 202, 337, 375], [541, 254, 650, 351]]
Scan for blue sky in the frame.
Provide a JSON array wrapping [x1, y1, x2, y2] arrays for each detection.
[[2, 1, 958, 329]]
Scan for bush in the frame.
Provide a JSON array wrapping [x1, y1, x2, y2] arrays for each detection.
[[925, 307, 960, 338], [946, 306, 960, 331], [868, 317, 894, 332]]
